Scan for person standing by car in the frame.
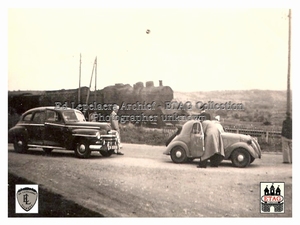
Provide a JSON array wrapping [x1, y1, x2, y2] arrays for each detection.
[[212, 115, 224, 133], [197, 120, 225, 168], [110, 104, 124, 155], [199, 103, 211, 121], [281, 112, 292, 163], [199, 109, 211, 121]]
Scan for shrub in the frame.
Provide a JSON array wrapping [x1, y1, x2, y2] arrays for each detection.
[[120, 124, 171, 146]]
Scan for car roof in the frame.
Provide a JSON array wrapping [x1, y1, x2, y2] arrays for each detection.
[[22, 106, 81, 114], [180, 120, 201, 133]]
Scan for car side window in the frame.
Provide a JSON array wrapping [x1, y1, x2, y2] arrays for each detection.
[[23, 113, 33, 121], [46, 110, 62, 122], [32, 111, 46, 124], [192, 123, 201, 134]]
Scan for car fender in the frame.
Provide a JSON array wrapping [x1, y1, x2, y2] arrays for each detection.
[[8, 126, 29, 143], [66, 128, 101, 150], [163, 140, 189, 156], [224, 142, 257, 159], [72, 128, 100, 137]]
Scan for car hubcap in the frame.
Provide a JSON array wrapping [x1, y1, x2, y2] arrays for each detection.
[[78, 144, 86, 153], [237, 154, 244, 162], [17, 140, 23, 146], [176, 151, 182, 158]]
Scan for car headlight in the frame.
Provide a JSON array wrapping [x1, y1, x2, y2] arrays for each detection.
[[247, 139, 252, 145]]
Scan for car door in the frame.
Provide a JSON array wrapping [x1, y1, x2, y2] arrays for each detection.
[[44, 109, 66, 147], [26, 110, 46, 145], [189, 122, 205, 157]]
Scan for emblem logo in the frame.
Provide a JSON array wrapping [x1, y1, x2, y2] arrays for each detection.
[[16, 185, 38, 213], [260, 182, 284, 213]]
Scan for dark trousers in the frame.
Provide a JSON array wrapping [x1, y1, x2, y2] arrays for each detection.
[[209, 154, 224, 166]]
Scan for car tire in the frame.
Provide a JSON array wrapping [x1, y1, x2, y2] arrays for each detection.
[[13, 136, 28, 153], [74, 138, 91, 158], [170, 146, 187, 163], [43, 148, 53, 154], [231, 148, 251, 168], [100, 148, 114, 157]]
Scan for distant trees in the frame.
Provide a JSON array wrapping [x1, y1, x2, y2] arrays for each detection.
[[227, 109, 272, 125]]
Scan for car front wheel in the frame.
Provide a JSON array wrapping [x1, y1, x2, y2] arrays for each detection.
[[74, 139, 91, 158], [13, 136, 28, 153], [231, 148, 251, 168], [170, 146, 187, 163]]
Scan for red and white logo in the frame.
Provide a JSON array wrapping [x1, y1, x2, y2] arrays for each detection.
[[260, 182, 284, 213]]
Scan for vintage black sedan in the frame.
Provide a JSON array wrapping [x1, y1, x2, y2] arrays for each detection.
[[8, 106, 118, 158]]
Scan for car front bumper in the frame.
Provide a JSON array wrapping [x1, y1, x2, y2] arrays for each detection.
[[89, 134, 118, 150]]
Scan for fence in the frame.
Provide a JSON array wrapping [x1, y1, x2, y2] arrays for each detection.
[[225, 128, 281, 143]]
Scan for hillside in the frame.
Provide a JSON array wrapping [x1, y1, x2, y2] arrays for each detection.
[[173, 89, 291, 130], [8, 88, 291, 131]]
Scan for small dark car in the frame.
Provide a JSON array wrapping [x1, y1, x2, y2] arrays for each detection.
[[8, 106, 118, 158]]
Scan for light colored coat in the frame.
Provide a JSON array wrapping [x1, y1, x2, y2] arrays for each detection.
[[201, 120, 225, 161], [109, 110, 119, 132]]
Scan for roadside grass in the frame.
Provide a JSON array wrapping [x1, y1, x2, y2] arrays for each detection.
[[120, 123, 173, 146]]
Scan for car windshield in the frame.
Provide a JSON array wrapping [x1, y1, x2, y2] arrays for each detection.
[[62, 110, 86, 122]]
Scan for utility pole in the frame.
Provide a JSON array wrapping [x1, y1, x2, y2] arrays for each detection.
[[78, 53, 82, 103], [86, 57, 97, 105], [287, 9, 291, 115], [94, 57, 97, 102]]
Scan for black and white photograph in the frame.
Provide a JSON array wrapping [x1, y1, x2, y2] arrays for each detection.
[[3, 0, 299, 223]]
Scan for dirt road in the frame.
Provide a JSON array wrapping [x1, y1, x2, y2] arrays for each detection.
[[8, 143, 292, 217]]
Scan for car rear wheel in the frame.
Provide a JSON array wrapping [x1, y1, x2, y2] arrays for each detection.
[[170, 146, 187, 163], [231, 148, 251, 168], [74, 139, 91, 158], [13, 136, 28, 153]]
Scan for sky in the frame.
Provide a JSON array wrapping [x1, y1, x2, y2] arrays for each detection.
[[6, 3, 297, 92]]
